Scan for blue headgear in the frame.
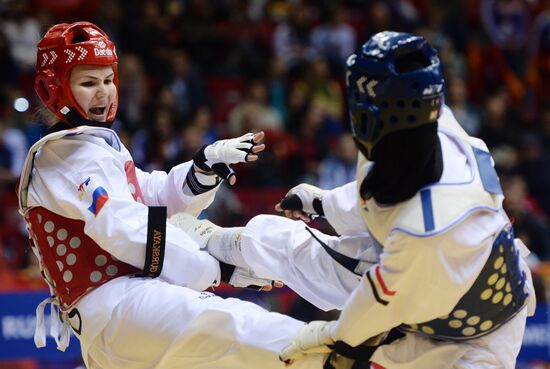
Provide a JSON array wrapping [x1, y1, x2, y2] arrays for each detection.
[[346, 31, 445, 159]]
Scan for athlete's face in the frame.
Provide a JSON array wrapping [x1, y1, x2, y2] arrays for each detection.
[[69, 65, 116, 122]]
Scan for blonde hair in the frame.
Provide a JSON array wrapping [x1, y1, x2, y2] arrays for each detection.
[[34, 103, 58, 127]]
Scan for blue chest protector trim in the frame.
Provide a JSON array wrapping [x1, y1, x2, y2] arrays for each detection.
[[472, 147, 503, 194], [420, 189, 435, 232], [399, 227, 528, 341]]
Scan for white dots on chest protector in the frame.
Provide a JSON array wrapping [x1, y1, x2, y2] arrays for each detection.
[[44, 221, 55, 233], [90, 271, 102, 283], [95, 255, 107, 266], [57, 228, 68, 241], [69, 237, 81, 249], [66, 253, 77, 266], [106, 265, 118, 276], [56, 244, 67, 256], [63, 270, 73, 283]]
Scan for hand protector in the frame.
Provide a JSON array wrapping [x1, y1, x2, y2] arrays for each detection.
[[276, 184, 326, 222], [227, 266, 276, 291], [193, 132, 263, 185], [279, 320, 335, 365]]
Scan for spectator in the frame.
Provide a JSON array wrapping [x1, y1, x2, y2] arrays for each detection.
[[516, 132, 550, 217], [132, 108, 180, 171], [480, 0, 532, 107], [228, 79, 283, 135], [318, 133, 357, 190], [306, 57, 344, 123], [164, 50, 209, 121], [0, 29, 19, 86], [478, 89, 519, 148], [0, 116, 27, 190], [0, 1, 41, 74], [310, 4, 356, 74], [187, 106, 218, 145], [273, 2, 314, 76], [294, 102, 331, 183], [117, 53, 149, 130], [501, 173, 550, 260], [526, 9, 550, 114], [446, 75, 481, 135]]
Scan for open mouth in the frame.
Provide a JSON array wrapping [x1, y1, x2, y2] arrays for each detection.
[[89, 107, 106, 116]]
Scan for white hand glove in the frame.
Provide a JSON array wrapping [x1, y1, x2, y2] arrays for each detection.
[[228, 266, 276, 291], [193, 132, 265, 185], [280, 321, 335, 365], [275, 183, 326, 222]]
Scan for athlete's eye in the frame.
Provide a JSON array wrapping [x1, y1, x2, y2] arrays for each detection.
[[80, 81, 95, 87]]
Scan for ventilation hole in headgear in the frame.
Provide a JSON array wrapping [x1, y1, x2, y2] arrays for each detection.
[[390, 116, 398, 124], [70, 30, 89, 44], [381, 101, 389, 109], [412, 81, 420, 90], [394, 50, 431, 73], [412, 100, 421, 108], [72, 35, 87, 44], [397, 100, 405, 108], [408, 115, 416, 123]]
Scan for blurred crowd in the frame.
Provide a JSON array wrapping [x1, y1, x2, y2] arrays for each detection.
[[0, 0, 550, 307]]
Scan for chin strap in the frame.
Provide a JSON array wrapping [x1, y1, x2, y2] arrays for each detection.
[[46, 108, 112, 135]]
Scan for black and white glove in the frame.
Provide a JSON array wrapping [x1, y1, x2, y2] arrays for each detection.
[[279, 321, 335, 365], [193, 132, 265, 185], [275, 183, 326, 222], [219, 263, 280, 291]]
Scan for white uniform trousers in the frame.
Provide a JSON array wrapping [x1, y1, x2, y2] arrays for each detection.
[[75, 276, 324, 369]]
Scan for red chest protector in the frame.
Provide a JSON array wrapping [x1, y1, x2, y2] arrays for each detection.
[[23, 160, 144, 309]]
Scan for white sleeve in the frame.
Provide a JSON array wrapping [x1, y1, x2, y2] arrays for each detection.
[[134, 162, 220, 217], [322, 181, 367, 235], [28, 139, 220, 291], [331, 211, 502, 346]]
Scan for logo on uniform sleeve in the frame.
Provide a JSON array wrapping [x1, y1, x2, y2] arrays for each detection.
[[78, 177, 91, 200], [88, 187, 109, 216]]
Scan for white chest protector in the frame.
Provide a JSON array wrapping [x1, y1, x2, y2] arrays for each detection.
[[356, 106, 504, 244], [354, 107, 529, 341]]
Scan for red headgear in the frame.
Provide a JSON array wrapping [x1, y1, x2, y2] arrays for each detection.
[[34, 21, 119, 125]]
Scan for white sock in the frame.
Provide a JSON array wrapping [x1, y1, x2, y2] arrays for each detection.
[[206, 227, 249, 268]]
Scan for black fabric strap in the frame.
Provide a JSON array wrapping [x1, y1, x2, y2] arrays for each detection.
[[45, 111, 112, 137], [64, 108, 112, 129], [185, 165, 220, 195], [305, 227, 361, 276], [312, 198, 325, 216], [45, 121, 72, 135], [330, 341, 378, 361], [192, 145, 212, 172], [219, 261, 236, 283], [141, 206, 167, 278], [323, 329, 405, 369]]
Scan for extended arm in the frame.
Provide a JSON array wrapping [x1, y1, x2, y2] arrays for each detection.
[[276, 181, 367, 235]]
